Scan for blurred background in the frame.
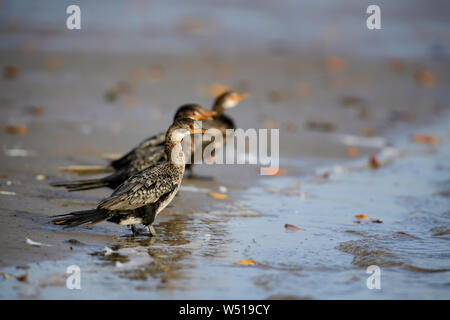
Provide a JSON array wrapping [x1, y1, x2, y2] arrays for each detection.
[[1, 0, 449, 57], [0, 0, 448, 161]]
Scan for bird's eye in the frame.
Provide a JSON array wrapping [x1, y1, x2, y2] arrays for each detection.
[[189, 124, 194, 129]]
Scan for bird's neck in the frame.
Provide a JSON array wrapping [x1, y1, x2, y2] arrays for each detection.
[[166, 141, 186, 168], [212, 103, 225, 115]]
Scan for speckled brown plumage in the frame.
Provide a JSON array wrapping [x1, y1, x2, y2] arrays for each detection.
[[52, 118, 204, 235], [51, 104, 211, 191]]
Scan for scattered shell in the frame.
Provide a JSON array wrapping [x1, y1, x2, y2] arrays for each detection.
[[105, 88, 119, 102], [236, 260, 255, 265], [355, 214, 371, 220], [209, 192, 228, 199], [0, 190, 16, 196], [3, 65, 20, 80], [355, 215, 382, 224], [28, 106, 44, 117], [26, 238, 52, 247], [411, 133, 440, 145], [321, 172, 331, 179], [297, 82, 313, 97], [284, 122, 297, 133], [126, 97, 140, 108], [45, 56, 63, 71], [16, 272, 28, 282], [263, 168, 284, 176], [4, 124, 27, 136], [284, 224, 305, 231], [341, 95, 366, 107], [0, 271, 15, 280], [104, 246, 113, 256], [335, 134, 386, 148], [361, 127, 374, 137], [325, 56, 346, 72], [149, 66, 165, 83], [368, 155, 380, 169], [262, 116, 279, 129], [306, 121, 336, 132], [415, 71, 436, 88], [267, 90, 290, 103], [347, 147, 359, 157]]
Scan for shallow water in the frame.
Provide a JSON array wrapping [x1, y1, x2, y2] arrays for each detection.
[[1, 115, 448, 299]]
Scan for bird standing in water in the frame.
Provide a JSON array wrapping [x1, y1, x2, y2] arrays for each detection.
[[51, 104, 214, 191], [52, 91, 248, 187], [52, 118, 206, 236], [114, 91, 248, 174], [108, 104, 216, 171]]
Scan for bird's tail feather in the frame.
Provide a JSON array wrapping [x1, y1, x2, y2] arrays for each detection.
[[50, 178, 109, 191], [52, 209, 110, 228], [58, 165, 113, 176]]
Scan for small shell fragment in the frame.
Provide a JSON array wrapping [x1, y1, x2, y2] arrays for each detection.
[[355, 214, 371, 220], [284, 224, 305, 231], [411, 134, 440, 145], [209, 192, 228, 199], [236, 260, 255, 265], [26, 238, 52, 247]]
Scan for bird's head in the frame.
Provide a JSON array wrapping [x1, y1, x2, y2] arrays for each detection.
[[213, 91, 249, 111], [174, 104, 216, 121], [167, 118, 206, 143]]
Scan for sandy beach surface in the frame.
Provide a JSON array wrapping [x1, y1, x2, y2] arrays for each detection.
[[0, 1, 449, 299]]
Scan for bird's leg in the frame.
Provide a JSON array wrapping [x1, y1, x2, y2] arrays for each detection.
[[148, 225, 157, 237], [130, 224, 156, 237]]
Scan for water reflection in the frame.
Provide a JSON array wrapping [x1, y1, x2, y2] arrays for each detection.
[[90, 213, 230, 290]]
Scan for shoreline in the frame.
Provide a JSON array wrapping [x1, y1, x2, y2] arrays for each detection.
[[0, 109, 448, 298], [1, 47, 449, 298]]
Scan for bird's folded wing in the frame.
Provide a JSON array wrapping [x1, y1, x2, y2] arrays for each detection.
[[130, 146, 166, 172], [111, 133, 166, 168], [98, 166, 177, 211], [137, 132, 166, 149]]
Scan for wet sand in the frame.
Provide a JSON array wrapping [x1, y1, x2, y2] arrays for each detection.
[[0, 49, 449, 299]]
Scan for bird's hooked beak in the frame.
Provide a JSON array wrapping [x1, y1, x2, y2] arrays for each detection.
[[192, 114, 214, 121], [201, 110, 218, 116], [189, 127, 207, 134], [223, 92, 250, 109], [235, 92, 250, 102]]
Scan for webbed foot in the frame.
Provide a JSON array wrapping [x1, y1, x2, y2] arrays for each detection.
[[131, 225, 156, 237]]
